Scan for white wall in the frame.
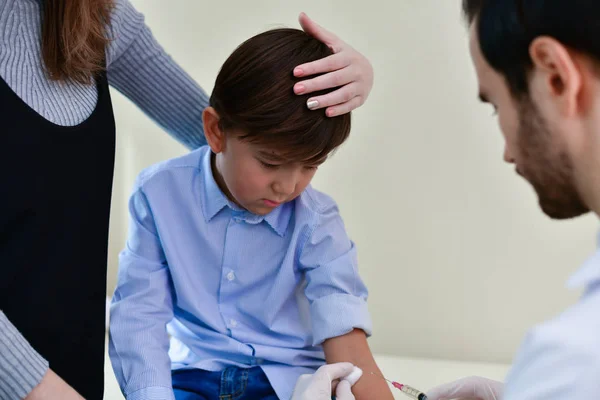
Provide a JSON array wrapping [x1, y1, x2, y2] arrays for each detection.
[[107, 0, 599, 365]]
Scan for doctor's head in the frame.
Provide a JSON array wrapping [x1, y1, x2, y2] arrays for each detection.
[[463, 0, 600, 220]]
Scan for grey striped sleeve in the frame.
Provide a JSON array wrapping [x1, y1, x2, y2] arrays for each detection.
[[106, 0, 209, 150], [0, 311, 48, 400]]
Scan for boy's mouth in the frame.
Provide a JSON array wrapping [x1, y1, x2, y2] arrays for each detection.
[[263, 199, 282, 207]]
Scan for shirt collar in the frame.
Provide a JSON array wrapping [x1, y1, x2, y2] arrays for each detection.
[[567, 248, 600, 289], [263, 203, 292, 237], [199, 147, 292, 237]]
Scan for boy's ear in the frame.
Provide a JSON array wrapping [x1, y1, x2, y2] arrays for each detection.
[[203, 107, 226, 153]]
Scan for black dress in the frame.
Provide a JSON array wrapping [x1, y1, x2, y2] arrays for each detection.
[[0, 71, 115, 400]]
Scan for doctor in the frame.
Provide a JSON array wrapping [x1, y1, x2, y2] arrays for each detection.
[[293, 0, 600, 398], [426, 0, 600, 399]]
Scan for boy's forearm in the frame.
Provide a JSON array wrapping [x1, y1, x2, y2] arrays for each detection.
[[323, 329, 394, 400]]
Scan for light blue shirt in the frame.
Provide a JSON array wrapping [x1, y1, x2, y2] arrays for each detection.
[[503, 247, 600, 399], [109, 146, 372, 400]]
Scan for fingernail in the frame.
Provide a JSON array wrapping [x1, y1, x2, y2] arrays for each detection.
[[295, 84, 305, 94], [294, 68, 304, 77], [326, 108, 335, 117], [307, 99, 319, 110]]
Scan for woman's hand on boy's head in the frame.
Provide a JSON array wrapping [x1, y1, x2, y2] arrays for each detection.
[[294, 12, 374, 117]]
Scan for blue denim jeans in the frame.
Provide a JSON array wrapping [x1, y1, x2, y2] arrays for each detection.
[[172, 367, 279, 400]]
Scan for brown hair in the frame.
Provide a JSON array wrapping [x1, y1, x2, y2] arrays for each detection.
[[41, 0, 114, 84], [210, 28, 351, 165]]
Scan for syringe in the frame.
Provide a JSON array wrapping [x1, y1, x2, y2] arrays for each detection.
[[371, 372, 428, 400]]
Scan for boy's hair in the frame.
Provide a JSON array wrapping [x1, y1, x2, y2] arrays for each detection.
[[209, 28, 351, 165], [463, 0, 600, 97]]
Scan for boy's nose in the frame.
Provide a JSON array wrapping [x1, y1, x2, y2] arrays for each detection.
[[272, 179, 296, 198]]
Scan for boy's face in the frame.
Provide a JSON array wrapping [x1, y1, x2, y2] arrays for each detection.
[[213, 136, 322, 215]]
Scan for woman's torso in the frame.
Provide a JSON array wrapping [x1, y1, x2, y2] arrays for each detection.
[[0, 1, 116, 398]]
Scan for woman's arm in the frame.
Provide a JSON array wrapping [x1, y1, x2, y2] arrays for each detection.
[[0, 311, 84, 399], [0, 311, 79, 400], [106, 0, 208, 150]]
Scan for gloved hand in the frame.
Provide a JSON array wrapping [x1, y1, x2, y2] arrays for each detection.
[[427, 376, 504, 400], [291, 362, 359, 400]]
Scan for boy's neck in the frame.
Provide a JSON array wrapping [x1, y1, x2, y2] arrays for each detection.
[[210, 152, 243, 209]]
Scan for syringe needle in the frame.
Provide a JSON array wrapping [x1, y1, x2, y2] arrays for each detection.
[[370, 371, 393, 384]]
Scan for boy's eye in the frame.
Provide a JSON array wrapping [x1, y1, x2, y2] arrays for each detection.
[[259, 160, 279, 169]]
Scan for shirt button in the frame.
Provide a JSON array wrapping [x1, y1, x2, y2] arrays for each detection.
[[230, 319, 238, 328], [226, 271, 236, 281], [256, 358, 264, 365]]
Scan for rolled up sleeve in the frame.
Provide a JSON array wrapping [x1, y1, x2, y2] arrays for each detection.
[[299, 201, 372, 346]]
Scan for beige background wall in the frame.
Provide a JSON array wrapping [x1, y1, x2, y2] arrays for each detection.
[[106, 0, 599, 365]]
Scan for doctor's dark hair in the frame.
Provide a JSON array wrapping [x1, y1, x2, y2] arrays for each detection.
[[463, 0, 600, 97], [209, 28, 351, 165]]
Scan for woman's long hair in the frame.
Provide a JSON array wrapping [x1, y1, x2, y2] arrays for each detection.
[[41, 0, 114, 84]]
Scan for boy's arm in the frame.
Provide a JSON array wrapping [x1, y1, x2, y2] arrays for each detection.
[[299, 193, 392, 399], [109, 187, 175, 400], [323, 329, 394, 399]]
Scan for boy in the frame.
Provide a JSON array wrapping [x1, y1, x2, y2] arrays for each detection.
[[109, 28, 392, 400]]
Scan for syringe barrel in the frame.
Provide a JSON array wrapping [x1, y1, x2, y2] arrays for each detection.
[[401, 385, 428, 400]]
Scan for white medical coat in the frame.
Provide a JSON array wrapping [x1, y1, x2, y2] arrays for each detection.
[[504, 249, 600, 399]]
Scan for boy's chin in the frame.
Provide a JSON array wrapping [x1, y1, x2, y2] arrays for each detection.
[[248, 206, 275, 216], [244, 202, 278, 216]]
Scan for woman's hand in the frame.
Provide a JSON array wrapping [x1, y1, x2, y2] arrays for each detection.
[[25, 369, 85, 400], [295, 13, 374, 117]]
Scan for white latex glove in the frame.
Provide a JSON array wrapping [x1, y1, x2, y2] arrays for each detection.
[[427, 376, 504, 400], [291, 362, 360, 400]]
